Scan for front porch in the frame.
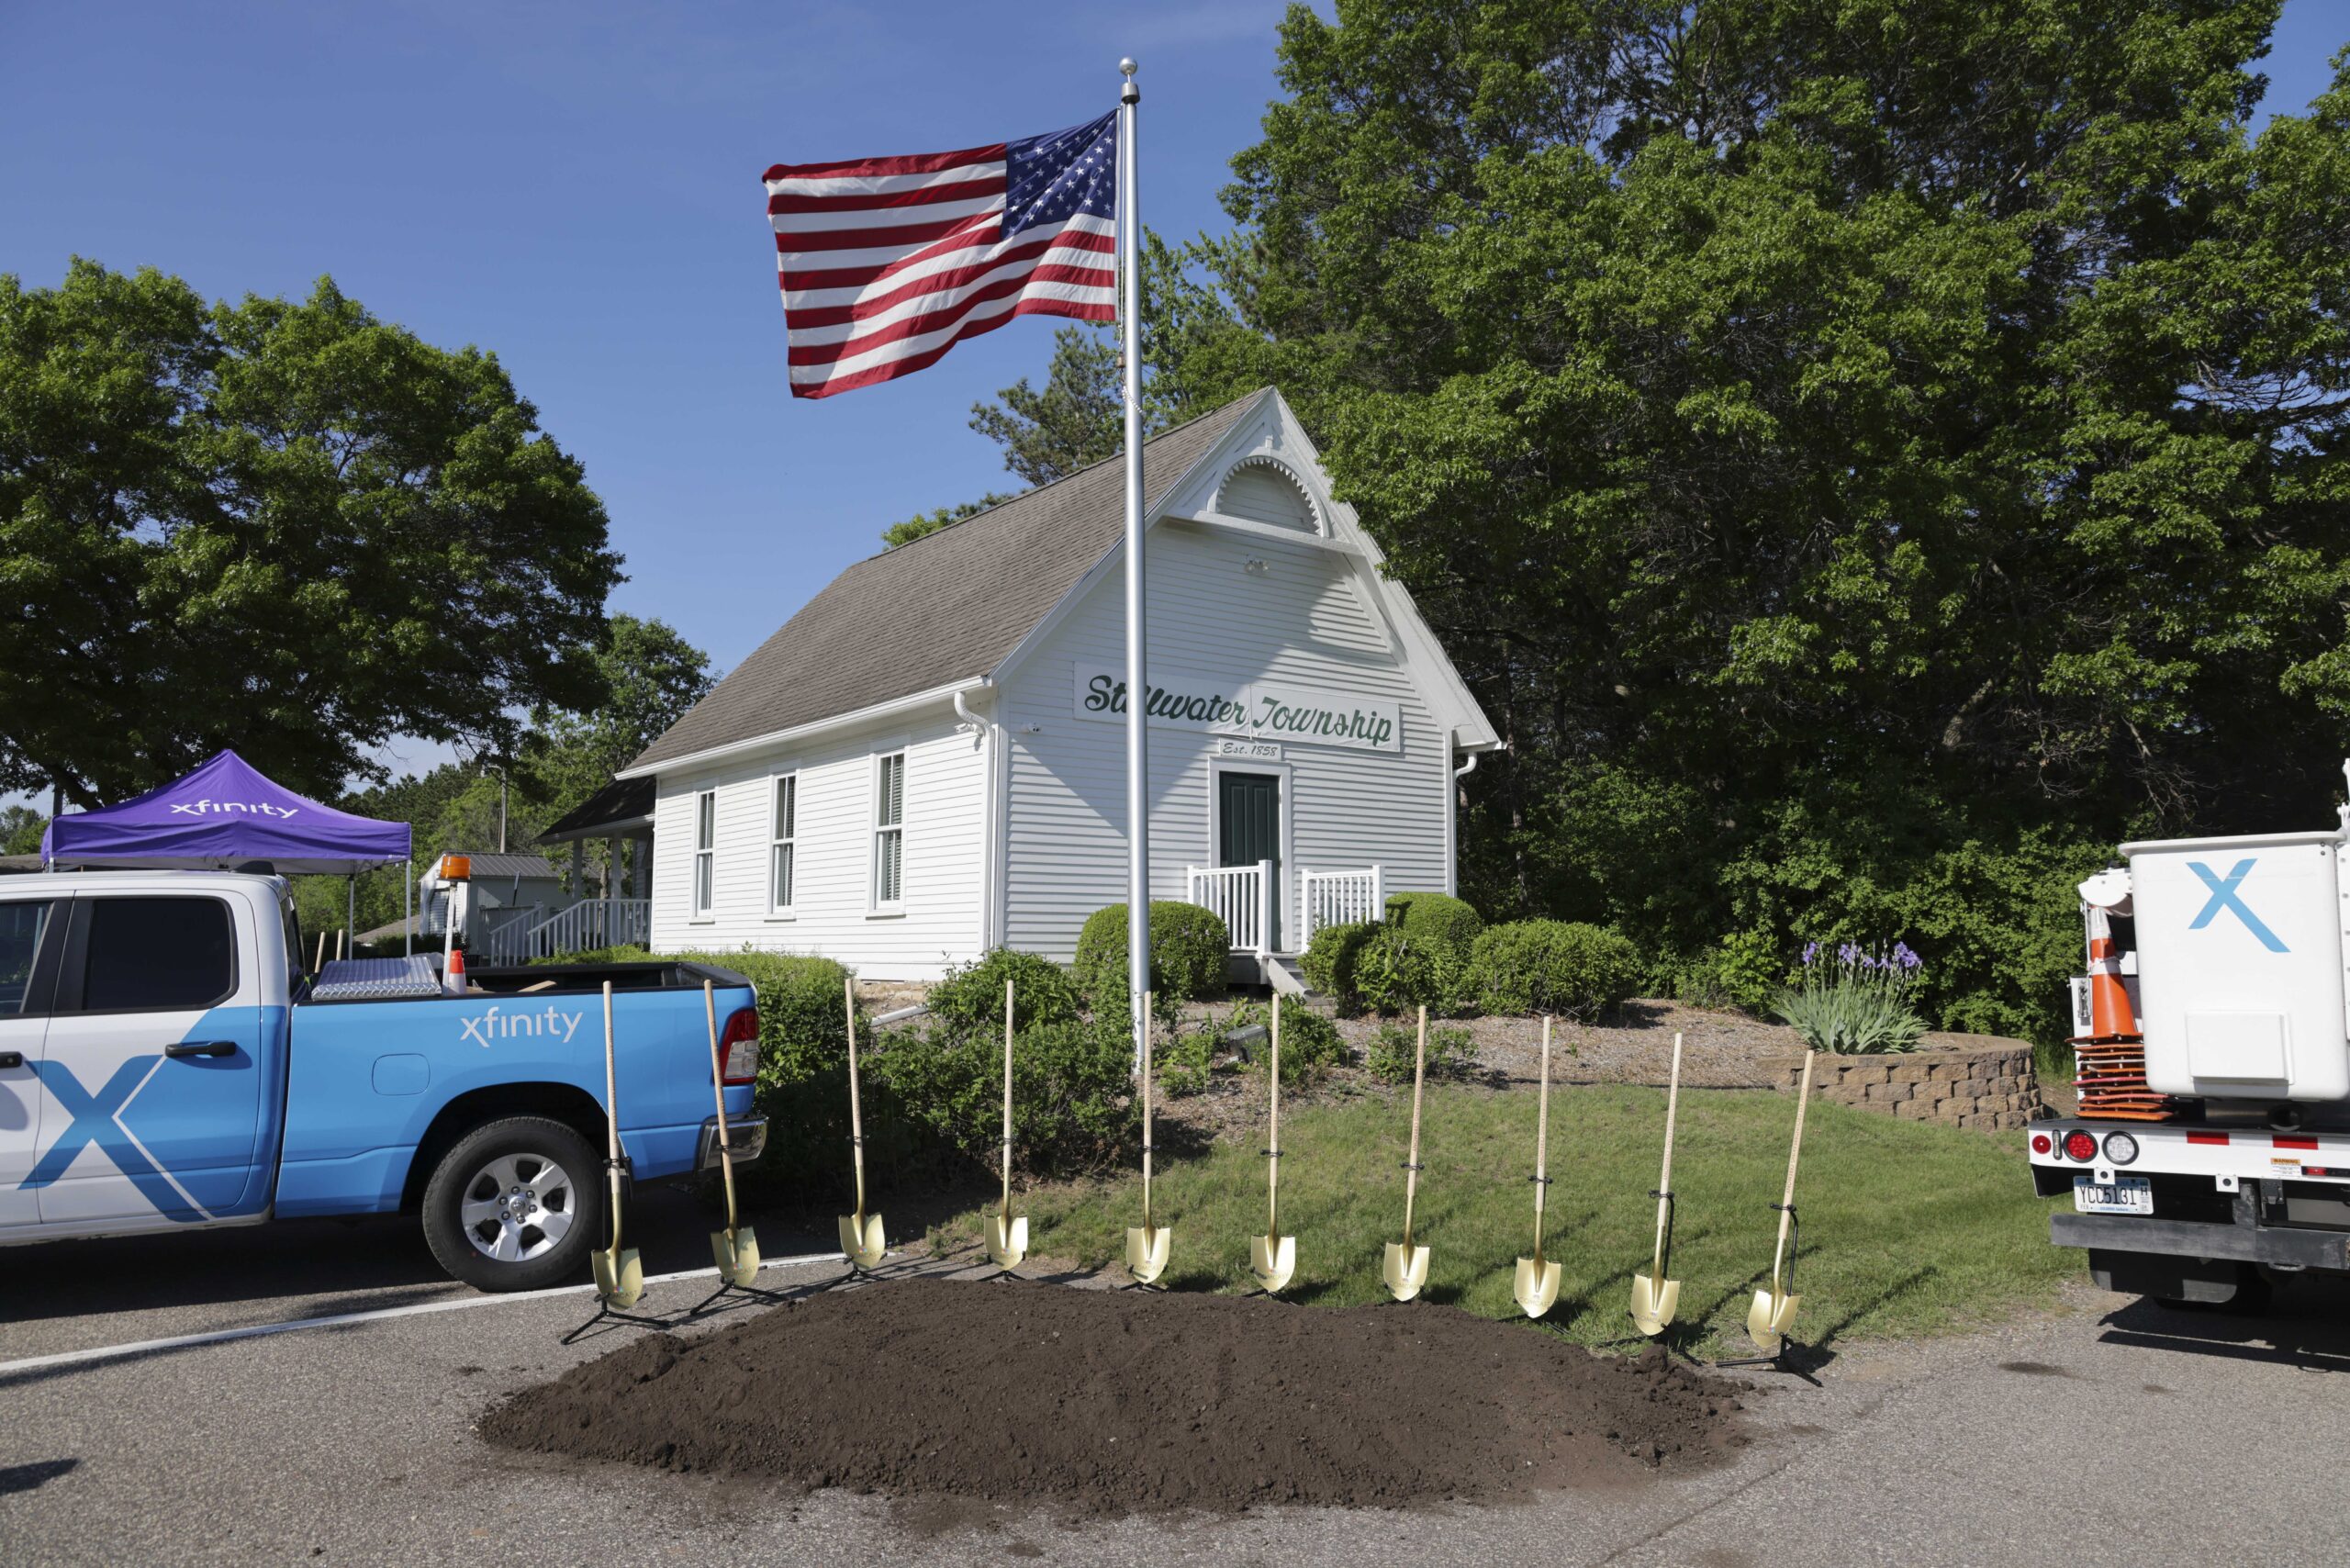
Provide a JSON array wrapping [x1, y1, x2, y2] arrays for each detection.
[[1186, 861, 1383, 991]]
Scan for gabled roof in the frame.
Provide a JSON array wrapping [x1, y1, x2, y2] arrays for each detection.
[[539, 775, 656, 844], [626, 389, 1270, 775], [423, 852, 561, 881]]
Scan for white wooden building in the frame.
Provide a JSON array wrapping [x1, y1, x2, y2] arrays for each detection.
[[620, 388, 1499, 983]]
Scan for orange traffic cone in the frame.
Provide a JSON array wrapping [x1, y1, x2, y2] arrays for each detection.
[[2086, 907, 2135, 1041], [445, 945, 469, 997]]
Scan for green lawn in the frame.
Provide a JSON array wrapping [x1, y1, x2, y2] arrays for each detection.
[[942, 1084, 2079, 1355]]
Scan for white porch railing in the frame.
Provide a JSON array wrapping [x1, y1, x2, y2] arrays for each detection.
[[1187, 860, 1273, 956], [1299, 865, 1384, 947], [480, 899, 653, 965]]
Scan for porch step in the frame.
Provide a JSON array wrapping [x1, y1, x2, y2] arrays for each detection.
[[1225, 951, 1310, 996]]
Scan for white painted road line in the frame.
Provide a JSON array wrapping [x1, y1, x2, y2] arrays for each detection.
[[0, 1249, 859, 1377]]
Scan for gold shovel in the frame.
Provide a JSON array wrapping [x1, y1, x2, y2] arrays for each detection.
[[1513, 1015, 1561, 1318], [1747, 1049, 1816, 1356], [837, 976, 887, 1271], [591, 980, 643, 1308], [1248, 993, 1296, 1294], [702, 979, 760, 1288], [1125, 992, 1171, 1285], [1629, 1031, 1685, 1337], [984, 977, 1028, 1271], [1382, 1005, 1433, 1303]]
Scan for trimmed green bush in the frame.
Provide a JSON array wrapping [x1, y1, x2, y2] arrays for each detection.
[[1074, 901, 1229, 1010], [1365, 1020, 1478, 1084], [871, 1016, 1137, 1173], [1353, 922, 1475, 1015], [1384, 890, 1485, 955], [924, 947, 1084, 1040], [1301, 920, 1374, 1013], [1470, 920, 1642, 1019]]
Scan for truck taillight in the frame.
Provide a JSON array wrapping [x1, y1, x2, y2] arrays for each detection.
[[2064, 1130, 2098, 1162], [2031, 1133, 2053, 1156], [719, 1007, 760, 1084]]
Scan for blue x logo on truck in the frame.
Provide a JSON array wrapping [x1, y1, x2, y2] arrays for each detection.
[[2186, 859, 2289, 953], [17, 1058, 204, 1218]]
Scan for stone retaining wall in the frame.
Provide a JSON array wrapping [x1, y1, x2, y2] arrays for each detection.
[[1774, 1037, 2049, 1131]]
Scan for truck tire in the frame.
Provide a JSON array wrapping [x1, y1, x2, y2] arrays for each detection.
[[421, 1116, 601, 1293]]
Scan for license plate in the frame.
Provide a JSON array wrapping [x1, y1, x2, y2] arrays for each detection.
[[2074, 1175, 2153, 1215]]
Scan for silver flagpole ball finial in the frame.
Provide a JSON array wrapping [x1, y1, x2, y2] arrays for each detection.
[[1120, 57, 1138, 76]]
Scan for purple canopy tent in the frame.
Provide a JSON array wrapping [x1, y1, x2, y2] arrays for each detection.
[[43, 749, 415, 954]]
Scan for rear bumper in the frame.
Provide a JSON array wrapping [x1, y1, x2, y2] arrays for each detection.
[[697, 1114, 767, 1170], [2050, 1212, 2349, 1271]]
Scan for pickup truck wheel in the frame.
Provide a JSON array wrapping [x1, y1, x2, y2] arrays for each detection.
[[422, 1117, 600, 1293]]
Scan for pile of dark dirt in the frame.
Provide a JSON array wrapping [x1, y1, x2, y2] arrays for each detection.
[[478, 1279, 1748, 1514]]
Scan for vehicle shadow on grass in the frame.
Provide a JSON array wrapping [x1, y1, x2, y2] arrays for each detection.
[[2095, 1274, 2350, 1372]]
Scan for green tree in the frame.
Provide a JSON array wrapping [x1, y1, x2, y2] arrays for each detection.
[[0, 804, 44, 857], [520, 612, 717, 810], [879, 493, 1013, 549], [967, 326, 1128, 486], [1147, 0, 2350, 1042], [0, 260, 621, 808]]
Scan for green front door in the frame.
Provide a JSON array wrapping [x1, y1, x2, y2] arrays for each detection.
[[1217, 770, 1281, 951]]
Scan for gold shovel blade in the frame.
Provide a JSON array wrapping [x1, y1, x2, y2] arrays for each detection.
[[1248, 1233, 1295, 1294], [592, 1245, 643, 1309], [1747, 1287, 1800, 1353], [1125, 1224, 1170, 1285], [1629, 1271, 1681, 1337], [985, 1213, 1029, 1270], [1382, 1241, 1430, 1302], [711, 1226, 762, 1287], [1513, 1257, 1561, 1319], [839, 1211, 887, 1271]]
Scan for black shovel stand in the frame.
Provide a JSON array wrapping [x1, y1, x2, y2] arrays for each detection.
[[1716, 1202, 1805, 1372], [561, 1155, 675, 1343], [686, 1268, 788, 1317]]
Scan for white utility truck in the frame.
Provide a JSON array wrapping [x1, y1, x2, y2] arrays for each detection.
[[2027, 772, 2350, 1307]]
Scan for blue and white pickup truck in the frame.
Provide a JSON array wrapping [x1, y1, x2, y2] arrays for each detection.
[[0, 872, 766, 1291]]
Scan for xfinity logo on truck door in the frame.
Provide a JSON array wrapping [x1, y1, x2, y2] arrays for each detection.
[[458, 1005, 587, 1047], [2186, 858, 2290, 953]]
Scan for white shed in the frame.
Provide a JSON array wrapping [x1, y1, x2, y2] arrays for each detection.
[[620, 387, 1500, 983]]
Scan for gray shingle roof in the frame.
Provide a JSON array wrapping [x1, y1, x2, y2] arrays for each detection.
[[627, 389, 1269, 774]]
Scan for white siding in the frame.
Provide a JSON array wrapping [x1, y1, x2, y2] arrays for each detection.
[[647, 709, 989, 980], [997, 518, 1452, 961]]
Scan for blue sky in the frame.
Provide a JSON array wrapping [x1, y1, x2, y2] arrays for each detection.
[[3, 0, 2344, 790]]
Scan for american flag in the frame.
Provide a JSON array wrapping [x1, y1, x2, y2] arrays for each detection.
[[763, 113, 1119, 398]]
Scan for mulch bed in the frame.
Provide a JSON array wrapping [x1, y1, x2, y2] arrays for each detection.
[[478, 1278, 1749, 1514]]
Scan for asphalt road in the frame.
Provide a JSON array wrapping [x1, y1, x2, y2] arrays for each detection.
[[5, 1210, 2348, 1567]]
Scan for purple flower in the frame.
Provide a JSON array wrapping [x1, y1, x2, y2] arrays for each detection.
[[1801, 941, 1819, 967], [1838, 942, 1861, 966], [1892, 941, 1920, 971]]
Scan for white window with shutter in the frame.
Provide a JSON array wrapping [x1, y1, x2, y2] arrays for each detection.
[[870, 751, 906, 912], [692, 789, 716, 918], [768, 773, 798, 914]]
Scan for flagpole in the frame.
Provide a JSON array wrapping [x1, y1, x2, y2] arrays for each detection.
[[1118, 56, 1148, 1072]]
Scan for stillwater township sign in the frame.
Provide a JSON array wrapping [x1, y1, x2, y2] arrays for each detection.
[[1072, 663, 1400, 752]]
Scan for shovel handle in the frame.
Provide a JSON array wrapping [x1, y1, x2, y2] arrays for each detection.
[[704, 979, 738, 1232], [1768, 1051, 1816, 1283], [601, 981, 625, 1252], [1531, 1017, 1551, 1256], [1401, 1004, 1427, 1244], [844, 976, 867, 1216], [1267, 994, 1281, 1233], [1657, 1031, 1684, 1192], [1002, 978, 1016, 1213]]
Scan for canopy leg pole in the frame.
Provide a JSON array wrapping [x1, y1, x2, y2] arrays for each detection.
[[347, 875, 356, 958], [405, 857, 413, 958]]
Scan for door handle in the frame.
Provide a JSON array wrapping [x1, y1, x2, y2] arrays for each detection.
[[0, 1051, 21, 1070], [164, 1040, 237, 1059]]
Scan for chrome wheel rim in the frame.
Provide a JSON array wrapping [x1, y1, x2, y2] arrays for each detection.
[[458, 1150, 578, 1262]]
